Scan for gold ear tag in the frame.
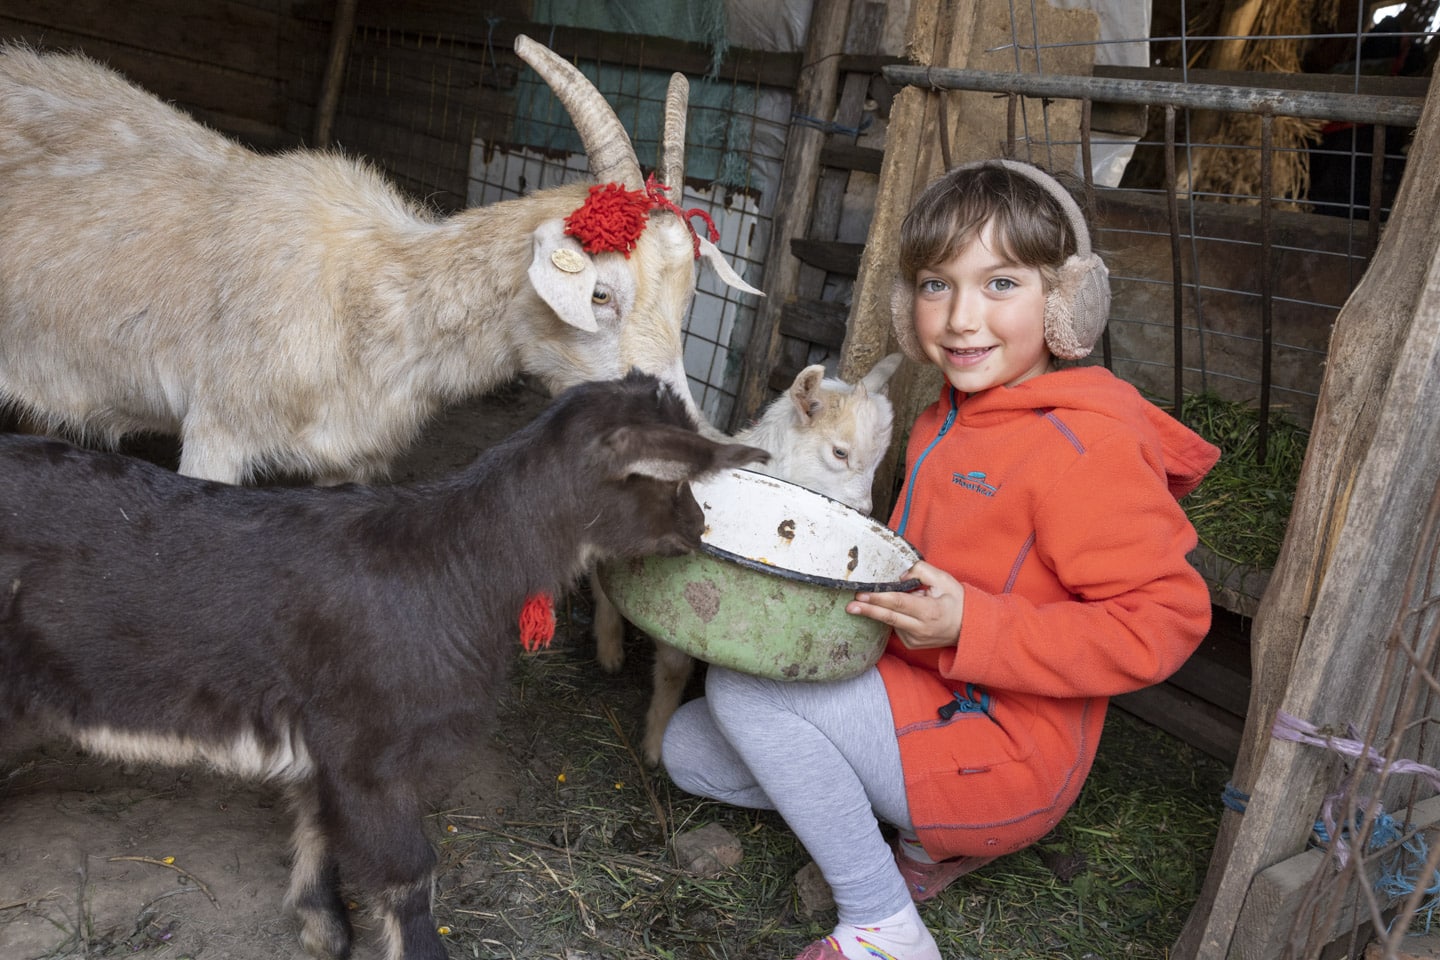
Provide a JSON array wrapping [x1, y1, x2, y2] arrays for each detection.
[[551, 248, 587, 274]]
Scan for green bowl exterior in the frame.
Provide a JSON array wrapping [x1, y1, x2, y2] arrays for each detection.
[[598, 553, 889, 681]]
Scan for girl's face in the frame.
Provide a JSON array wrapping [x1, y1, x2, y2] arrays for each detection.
[[911, 221, 1053, 393]]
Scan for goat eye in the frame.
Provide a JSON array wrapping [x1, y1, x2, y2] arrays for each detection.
[[591, 289, 611, 305], [832, 446, 849, 461]]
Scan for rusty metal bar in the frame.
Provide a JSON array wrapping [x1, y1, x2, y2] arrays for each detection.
[[1164, 105, 1184, 414], [1369, 124, 1387, 261], [882, 65, 1424, 128], [1080, 99, 1113, 370], [1006, 92, 1017, 153], [1259, 112, 1274, 466]]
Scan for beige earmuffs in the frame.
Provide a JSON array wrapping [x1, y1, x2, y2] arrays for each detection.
[[890, 158, 1110, 362]]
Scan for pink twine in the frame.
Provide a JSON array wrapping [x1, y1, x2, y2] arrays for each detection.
[[1272, 710, 1440, 868], [1272, 711, 1440, 793]]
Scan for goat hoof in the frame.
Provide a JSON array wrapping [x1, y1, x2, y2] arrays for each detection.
[[296, 907, 352, 960], [642, 731, 664, 768], [596, 644, 625, 674]]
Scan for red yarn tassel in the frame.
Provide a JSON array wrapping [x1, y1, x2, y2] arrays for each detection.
[[518, 592, 556, 652]]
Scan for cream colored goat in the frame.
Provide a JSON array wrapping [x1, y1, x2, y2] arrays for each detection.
[[595, 353, 904, 764], [0, 37, 757, 484]]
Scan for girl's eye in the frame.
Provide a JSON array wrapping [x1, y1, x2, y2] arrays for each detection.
[[832, 446, 849, 461], [917, 277, 947, 295], [592, 289, 612, 305], [989, 277, 1017, 293]]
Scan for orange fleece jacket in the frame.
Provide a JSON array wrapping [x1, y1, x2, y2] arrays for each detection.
[[877, 366, 1219, 860]]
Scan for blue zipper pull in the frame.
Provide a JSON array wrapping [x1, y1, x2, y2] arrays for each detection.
[[937, 689, 981, 720], [938, 685, 995, 721]]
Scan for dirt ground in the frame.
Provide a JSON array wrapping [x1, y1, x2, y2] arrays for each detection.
[[0, 379, 600, 960]]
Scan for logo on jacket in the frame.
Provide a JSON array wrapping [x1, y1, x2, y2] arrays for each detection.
[[952, 470, 998, 497]]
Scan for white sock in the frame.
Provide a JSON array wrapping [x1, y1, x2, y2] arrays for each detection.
[[897, 832, 937, 865], [828, 903, 941, 960]]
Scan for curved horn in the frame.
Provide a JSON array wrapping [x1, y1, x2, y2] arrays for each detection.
[[514, 35, 642, 188], [660, 72, 689, 190]]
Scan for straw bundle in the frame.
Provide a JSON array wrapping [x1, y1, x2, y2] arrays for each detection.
[[1186, 0, 1340, 210]]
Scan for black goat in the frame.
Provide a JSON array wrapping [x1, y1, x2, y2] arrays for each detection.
[[0, 372, 766, 960]]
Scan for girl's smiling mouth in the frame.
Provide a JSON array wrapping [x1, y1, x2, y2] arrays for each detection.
[[946, 346, 995, 366]]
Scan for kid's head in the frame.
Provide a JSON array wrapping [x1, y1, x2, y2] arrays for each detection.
[[891, 160, 1110, 392]]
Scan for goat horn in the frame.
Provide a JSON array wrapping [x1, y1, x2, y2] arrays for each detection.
[[514, 35, 642, 189], [659, 73, 688, 190]]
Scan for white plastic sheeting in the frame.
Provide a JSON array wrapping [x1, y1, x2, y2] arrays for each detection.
[[1046, 0, 1151, 185]]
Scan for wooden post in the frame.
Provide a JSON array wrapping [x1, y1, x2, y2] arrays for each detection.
[[839, 0, 981, 510], [313, 0, 359, 147], [841, 0, 1097, 516], [731, 0, 850, 429], [1172, 62, 1440, 960]]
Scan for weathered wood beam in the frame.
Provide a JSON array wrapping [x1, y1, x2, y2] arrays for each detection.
[[1173, 62, 1440, 960], [882, 64, 1423, 128], [789, 239, 865, 276], [731, 0, 850, 429], [779, 299, 849, 351]]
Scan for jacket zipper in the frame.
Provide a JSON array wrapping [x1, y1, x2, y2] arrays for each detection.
[[896, 387, 958, 538]]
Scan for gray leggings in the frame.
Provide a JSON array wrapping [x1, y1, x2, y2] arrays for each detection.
[[661, 665, 915, 923]]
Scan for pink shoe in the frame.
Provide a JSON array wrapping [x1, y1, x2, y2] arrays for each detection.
[[893, 841, 995, 901], [795, 937, 846, 960]]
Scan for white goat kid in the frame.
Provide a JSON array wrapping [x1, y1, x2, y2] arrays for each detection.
[[0, 37, 757, 484], [595, 353, 904, 764]]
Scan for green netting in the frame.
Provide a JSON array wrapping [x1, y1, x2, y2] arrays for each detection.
[[519, 0, 756, 188]]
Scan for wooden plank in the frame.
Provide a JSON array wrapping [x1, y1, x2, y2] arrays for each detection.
[[1228, 795, 1440, 960], [790, 239, 865, 275], [821, 141, 885, 174], [779, 300, 849, 350], [838, 53, 907, 74], [1166, 632, 1252, 720], [1112, 684, 1243, 765], [0, 0, 284, 78], [0, 20, 288, 147]]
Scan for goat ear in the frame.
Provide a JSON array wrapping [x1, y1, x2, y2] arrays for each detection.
[[528, 219, 600, 333], [788, 365, 827, 423], [859, 352, 904, 395], [597, 426, 768, 482], [698, 236, 764, 298]]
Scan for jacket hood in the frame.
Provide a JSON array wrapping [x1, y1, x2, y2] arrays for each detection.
[[941, 367, 1220, 499]]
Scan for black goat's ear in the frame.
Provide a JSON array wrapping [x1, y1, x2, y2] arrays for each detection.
[[597, 425, 768, 482]]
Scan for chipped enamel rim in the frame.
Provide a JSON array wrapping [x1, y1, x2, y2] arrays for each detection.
[[689, 468, 922, 593]]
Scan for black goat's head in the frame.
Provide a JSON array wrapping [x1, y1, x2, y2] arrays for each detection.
[[555, 372, 767, 560]]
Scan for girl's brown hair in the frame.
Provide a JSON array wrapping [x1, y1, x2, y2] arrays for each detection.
[[897, 161, 1088, 286]]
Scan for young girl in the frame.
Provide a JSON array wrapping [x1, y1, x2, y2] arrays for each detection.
[[661, 158, 1220, 960]]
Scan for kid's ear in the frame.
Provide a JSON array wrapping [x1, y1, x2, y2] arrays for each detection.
[[890, 278, 926, 364], [788, 365, 827, 422]]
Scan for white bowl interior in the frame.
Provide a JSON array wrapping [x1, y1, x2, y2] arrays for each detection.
[[689, 468, 919, 587]]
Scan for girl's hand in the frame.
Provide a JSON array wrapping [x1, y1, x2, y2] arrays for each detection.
[[847, 560, 964, 650]]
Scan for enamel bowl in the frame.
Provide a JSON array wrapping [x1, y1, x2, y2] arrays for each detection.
[[598, 468, 921, 681]]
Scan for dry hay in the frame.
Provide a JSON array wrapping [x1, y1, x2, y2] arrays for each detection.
[[1184, 0, 1341, 210]]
